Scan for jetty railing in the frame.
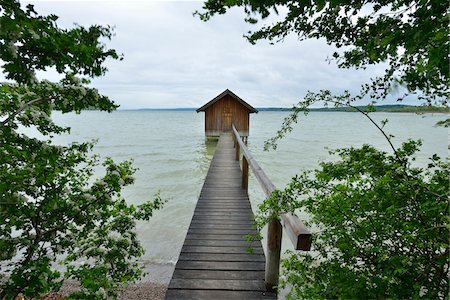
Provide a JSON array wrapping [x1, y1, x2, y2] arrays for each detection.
[[232, 124, 312, 292]]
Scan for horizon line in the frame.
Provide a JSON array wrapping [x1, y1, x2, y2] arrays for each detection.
[[116, 104, 417, 111]]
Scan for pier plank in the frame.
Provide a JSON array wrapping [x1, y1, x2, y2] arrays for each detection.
[[165, 290, 276, 300], [181, 245, 263, 254], [172, 269, 265, 280]]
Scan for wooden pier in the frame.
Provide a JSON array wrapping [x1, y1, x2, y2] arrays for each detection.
[[165, 127, 311, 300], [165, 133, 274, 299]]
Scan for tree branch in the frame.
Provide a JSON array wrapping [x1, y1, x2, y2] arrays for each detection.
[[346, 104, 401, 161], [1, 97, 43, 126]]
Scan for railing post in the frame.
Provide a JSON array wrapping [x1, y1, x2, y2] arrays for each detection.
[[242, 156, 249, 190], [265, 218, 282, 293], [235, 141, 240, 161]]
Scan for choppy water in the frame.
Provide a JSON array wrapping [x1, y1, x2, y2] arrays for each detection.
[[46, 110, 448, 264]]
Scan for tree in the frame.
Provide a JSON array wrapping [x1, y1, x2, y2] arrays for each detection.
[[0, 1, 163, 298], [198, 0, 449, 298], [255, 141, 449, 298], [196, 0, 449, 102]]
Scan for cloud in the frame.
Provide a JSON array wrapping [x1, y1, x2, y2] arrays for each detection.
[[16, 1, 396, 108]]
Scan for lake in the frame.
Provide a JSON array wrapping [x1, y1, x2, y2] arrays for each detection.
[[47, 110, 448, 266]]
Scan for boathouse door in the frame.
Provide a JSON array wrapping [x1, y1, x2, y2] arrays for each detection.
[[222, 105, 232, 132]]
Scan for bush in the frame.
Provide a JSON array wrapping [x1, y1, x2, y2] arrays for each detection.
[[257, 141, 449, 299]]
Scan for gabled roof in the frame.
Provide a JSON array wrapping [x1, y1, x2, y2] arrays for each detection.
[[196, 89, 258, 113]]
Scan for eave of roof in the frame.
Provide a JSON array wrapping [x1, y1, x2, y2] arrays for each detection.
[[196, 89, 258, 113]]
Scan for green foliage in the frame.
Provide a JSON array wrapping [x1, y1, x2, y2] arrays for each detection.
[[0, 1, 164, 298], [435, 119, 450, 127], [197, 0, 449, 102], [259, 141, 449, 298], [0, 0, 120, 85]]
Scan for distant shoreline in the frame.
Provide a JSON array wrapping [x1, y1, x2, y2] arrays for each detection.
[[117, 104, 449, 114]]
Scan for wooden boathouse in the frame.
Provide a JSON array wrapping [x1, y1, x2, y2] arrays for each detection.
[[196, 89, 258, 138], [165, 119, 312, 299]]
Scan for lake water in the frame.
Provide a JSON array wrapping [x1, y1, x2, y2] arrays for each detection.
[[48, 110, 448, 266]]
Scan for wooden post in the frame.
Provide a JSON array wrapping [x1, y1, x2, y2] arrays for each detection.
[[265, 218, 282, 293], [235, 142, 240, 161], [242, 156, 249, 190]]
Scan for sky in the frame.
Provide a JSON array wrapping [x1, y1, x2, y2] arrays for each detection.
[[19, 1, 412, 109]]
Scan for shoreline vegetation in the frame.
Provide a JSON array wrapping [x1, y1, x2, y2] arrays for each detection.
[[117, 104, 449, 113]]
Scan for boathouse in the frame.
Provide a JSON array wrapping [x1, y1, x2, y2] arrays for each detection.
[[196, 89, 258, 138]]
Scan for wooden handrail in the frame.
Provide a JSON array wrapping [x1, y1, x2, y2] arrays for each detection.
[[232, 124, 311, 249], [232, 124, 311, 292]]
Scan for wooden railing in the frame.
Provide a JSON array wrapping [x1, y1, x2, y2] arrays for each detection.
[[232, 124, 312, 292]]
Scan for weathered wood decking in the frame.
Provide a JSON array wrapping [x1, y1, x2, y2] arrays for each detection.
[[165, 134, 276, 300]]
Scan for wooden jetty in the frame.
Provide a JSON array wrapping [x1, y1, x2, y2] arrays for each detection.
[[165, 126, 311, 300]]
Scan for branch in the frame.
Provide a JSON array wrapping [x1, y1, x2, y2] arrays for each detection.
[[346, 104, 401, 161], [1, 97, 43, 126], [41, 186, 117, 240], [22, 216, 42, 266]]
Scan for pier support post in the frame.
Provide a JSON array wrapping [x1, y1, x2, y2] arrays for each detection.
[[242, 156, 249, 190], [265, 218, 282, 293]]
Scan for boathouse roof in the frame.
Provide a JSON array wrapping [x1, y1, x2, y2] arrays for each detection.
[[196, 89, 258, 113]]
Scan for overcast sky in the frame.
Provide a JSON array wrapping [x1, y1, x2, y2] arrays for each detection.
[[21, 1, 412, 109]]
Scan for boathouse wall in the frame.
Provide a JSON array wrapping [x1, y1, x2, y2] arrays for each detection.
[[197, 89, 257, 138], [204, 94, 250, 137]]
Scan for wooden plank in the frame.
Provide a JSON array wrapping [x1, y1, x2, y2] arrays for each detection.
[[185, 234, 249, 241], [165, 290, 276, 300], [183, 240, 260, 247], [280, 212, 312, 251], [188, 228, 257, 235], [191, 218, 255, 227], [191, 211, 253, 216], [194, 202, 251, 207], [198, 195, 249, 199], [189, 220, 254, 225], [195, 202, 251, 206], [169, 278, 265, 291], [178, 253, 265, 262], [181, 245, 262, 255], [193, 210, 252, 214], [191, 211, 253, 217], [175, 261, 265, 271], [191, 215, 253, 221], [172, 269, 265, 280], [195, 200, 249, 204], [199, 194, 248, 198], [188, 223, 254, 229], [191, 216, 254, 222], [194, 206, 251, 210], [196, 200, 249, 204], [196, 200, 250, 204], [190, 219, 253, 225]]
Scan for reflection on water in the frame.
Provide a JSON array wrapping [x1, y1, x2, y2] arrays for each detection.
[[198, 139, 217, 168], [47, 110, 448, 263]]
